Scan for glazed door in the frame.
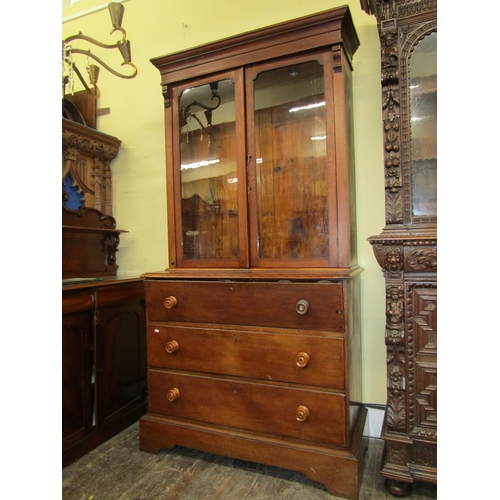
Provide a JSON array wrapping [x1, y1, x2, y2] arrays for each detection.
[[171, 69, 248, 268], [245, 51, 339, 268], [409, 32, 437, 221]]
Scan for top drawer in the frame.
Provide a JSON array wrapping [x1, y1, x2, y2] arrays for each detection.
[[146, 280, 344, 332], [62, 288, 94, 315]]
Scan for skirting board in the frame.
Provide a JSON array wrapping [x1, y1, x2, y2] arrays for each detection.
[[363, 405, 385, 438]]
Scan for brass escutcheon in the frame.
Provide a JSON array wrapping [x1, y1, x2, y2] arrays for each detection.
[[296, 299, 310, 314]]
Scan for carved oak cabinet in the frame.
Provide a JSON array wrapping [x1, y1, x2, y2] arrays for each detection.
[[361, 0, 437, 495], [140, 7, 366, 499]]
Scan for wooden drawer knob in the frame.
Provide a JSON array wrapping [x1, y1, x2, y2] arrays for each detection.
[[296, 299, 309, 315], [165, 340, 179, 354], [295, 405, 310, 422], [166, 388, 180, 402], [164, 296, 178, 309], [295, 352, 310, 368]]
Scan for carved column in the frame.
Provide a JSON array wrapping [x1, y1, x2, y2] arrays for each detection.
[[370, 236, 437, 491], [362, 0, 437, 494]]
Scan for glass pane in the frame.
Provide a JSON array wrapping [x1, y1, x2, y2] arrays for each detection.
[[179, 79, 239, 260], [253, 60, 328, 260], [410, 32, 437, 217]]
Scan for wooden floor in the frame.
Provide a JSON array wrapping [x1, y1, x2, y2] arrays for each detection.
[[62, 422, 437, 500]]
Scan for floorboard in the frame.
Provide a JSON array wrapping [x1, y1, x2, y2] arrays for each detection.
[[62, 423, 437, 500]]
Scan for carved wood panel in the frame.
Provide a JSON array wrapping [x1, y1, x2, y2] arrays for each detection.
[[363, 0, 437, 488], [62, 118, 121, 215], [408, 284, 437, 438], [408, 439, 437, 471]]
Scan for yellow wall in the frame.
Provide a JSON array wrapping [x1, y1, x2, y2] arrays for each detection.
[[62, 0, 387, 405]]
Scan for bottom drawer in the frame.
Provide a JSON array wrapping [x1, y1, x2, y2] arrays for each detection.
[[148, 369, 346, 447]]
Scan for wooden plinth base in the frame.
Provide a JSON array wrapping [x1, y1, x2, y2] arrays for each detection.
[[140, 406, 367, 500]]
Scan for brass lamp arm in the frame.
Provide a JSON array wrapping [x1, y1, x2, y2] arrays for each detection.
[[63, 27, 127, 50], [63, 61, 101, 99], [67, 48, 138, 79], [62, 3, 137, 99]]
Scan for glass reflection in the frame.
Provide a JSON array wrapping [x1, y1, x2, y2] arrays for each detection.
[[179, 79, 239, 260], [253, 60, 328, 260], [410, 32, 437, 217]]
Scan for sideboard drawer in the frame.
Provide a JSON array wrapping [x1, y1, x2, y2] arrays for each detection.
[[95, 281, 145, 307], [146, 280, 344, 332], [148, 369, 346, 447], [62, 289, 94, 315], [148, 324, 345, 389]]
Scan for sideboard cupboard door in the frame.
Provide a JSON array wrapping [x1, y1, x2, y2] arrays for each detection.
[[62, 309, 93, 450], [95, 289, 147, 430]]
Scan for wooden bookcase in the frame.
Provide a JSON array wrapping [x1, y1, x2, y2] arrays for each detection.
[[140, 6, 366, 499]]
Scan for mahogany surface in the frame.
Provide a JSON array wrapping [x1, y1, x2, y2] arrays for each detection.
[[147, 323, 346, 388], [142, 6, 365, 499], [146, 280, 344, 331]]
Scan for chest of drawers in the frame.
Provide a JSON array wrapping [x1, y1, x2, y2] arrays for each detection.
[[140, 272, 366, 499]]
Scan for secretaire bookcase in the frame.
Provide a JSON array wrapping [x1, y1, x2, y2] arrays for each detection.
[[140, 6, 366, 499]]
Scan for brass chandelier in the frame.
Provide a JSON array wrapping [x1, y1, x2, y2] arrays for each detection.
[[62, 2, 138, 99]]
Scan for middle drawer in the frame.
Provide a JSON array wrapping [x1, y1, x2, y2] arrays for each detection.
[[148, 324, 345, 389]]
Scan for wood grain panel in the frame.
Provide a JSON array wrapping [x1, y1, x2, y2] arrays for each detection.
[[148, 369, 346, 447], [146, 280, 344, 331], [148, 324, 345, 388]]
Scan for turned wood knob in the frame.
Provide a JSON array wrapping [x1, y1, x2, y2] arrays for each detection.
[[295, 352, 310, 368], [165, 340, 179, 354], [295, 405, 310, 422], [296, 299, 309, 315], [166, 388, 180, 402], [164, 296, 178, 309]]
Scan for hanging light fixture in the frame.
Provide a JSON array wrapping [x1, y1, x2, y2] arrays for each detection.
[[62, 2, 138, 99]]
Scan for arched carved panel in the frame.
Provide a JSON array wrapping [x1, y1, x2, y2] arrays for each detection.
[[62, 118, 121, 215]]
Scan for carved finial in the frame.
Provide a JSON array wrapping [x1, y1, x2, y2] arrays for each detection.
[[161, 83, 171, 108], [332, 45, 342, 73]]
